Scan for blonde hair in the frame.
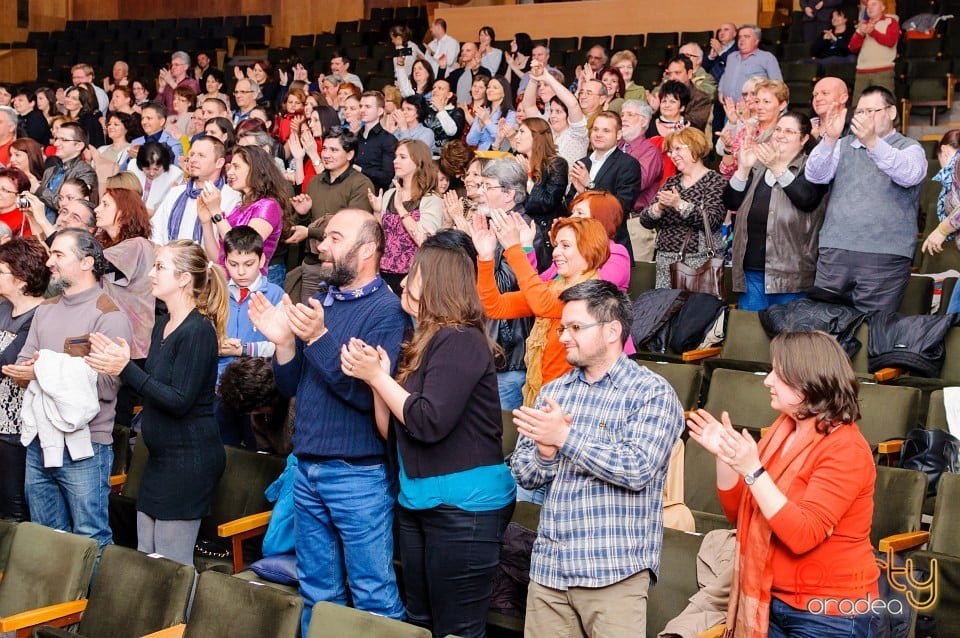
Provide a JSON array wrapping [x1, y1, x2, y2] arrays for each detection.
[[164, 240, 229, 341], [104, 171, 143, 196]]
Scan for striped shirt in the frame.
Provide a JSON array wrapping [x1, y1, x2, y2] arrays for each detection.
[[511, 355, 684, 589]]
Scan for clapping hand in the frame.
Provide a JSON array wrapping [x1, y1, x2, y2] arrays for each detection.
[[368, 188, 385, 214], [488, 208, 524, 249], [656, 187, 683, 210], [282, 294, 326, 345], [247, 291, 294, 347], [513, 397, 571, 459], [84, 332, 131, 376], [340, 338, 390, 382], [470, 212, 498, 261], [570, 160, 590, 193]]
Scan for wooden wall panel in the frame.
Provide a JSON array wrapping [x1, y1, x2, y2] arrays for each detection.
[[0, 50, 39, 83], [434, 0, 760, 41]]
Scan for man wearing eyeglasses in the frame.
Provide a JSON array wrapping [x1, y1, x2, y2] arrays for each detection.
[[805, 85, 925, 313], [233, 78, 260, 125], [576, 79, 607, 132], [36, 122, 97, 221], [158, 51, 200, 113], [511, 279, 684, 638], [569, 45, 608, 96]]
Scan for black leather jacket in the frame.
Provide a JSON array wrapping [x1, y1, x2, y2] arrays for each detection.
[[423, 105, 466, 156]]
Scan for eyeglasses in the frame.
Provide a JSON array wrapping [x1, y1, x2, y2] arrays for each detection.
[[854, 106, 891, 116], [667, 144, 690, 156], [479, 183, 503, 192], [774, 127, 802, 136], [555, 321, 608, 337], [0, 270, 13, 276], [580, 90, 601, 97], [0, 187, 17, 196], [52, 136, 81, 143], [234, 90, 256, 95], [587, 55, 604, 61]]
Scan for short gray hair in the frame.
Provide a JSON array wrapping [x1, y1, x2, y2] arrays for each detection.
[[240, 78, 260, 96], [172, 51, 191, 66], [0, 106, 18, 129], [679, 43, 703, 58], [483, 159, 528, 205], [533, 44, 550, 56], [621, 99, 652, 121], [739, 24, 762, 40]]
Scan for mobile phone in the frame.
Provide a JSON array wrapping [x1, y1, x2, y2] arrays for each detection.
[[395, 47, 413, 58]]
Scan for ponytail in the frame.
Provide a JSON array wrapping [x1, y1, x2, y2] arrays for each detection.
[[199, 260, 229, 342]]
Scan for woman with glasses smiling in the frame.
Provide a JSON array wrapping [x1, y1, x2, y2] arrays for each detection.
[[639, 127, 726, 289], [723, 111, 829, 310]]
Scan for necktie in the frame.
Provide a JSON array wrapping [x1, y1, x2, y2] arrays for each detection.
[[238, 287, 250, 304]]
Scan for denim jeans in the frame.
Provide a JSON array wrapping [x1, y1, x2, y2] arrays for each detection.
[[739, 270, 807, 312], [398, 503, 514, 638], [497, 369, 526, 411], [948, 281, 960, 314], [768, 596, 876, 638], [294, 459, 404, 636], [24, 439, 114, 550], [267, 262, 287, 288]]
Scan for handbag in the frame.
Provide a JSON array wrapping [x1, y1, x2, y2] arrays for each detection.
[[669, 206, 725, 300], [898, 428, 960, 498]]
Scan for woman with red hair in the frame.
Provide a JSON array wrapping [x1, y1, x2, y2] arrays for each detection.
[[474, 213, 609, 406], [94, 187, 156, 362]]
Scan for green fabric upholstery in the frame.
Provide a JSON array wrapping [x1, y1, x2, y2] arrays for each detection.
[[123, 436, 150, 500], [184, 570, 302, 638], [858, 383, 923, 448], [639, 361, 703, 411], [627, 261, 656, 300], [871, 466, 927, 548], [939, 329, 960, 383], [646, 528, 705, 638], [0, 520, 15, 574], [232, 569, 300, 596], [501, 410, 518, 458], [0, 522, 98, 617], [307, 601, 432, 637], [33, 546, 194, 638], [195, 446, 286, 572], [111, 425, 130, 476], [702, 368, 778, 432], [926, 390, 947, 430], [898, 276, 935, 316], [718, 310, 772, 369], [683, 438, 726, 519]]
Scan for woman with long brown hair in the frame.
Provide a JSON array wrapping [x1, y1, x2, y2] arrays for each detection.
[[342, 230, 515, 638], [87, 240, 228, 565], [514, 117, 568, 248], [368, 139, 444, 293]]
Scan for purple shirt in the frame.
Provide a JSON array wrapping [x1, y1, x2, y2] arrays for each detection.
[[619, 136, 664, 212], [219, 198, 283, 275]]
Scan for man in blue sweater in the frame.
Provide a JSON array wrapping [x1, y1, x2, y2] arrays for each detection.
[[248, 208, 407, 633]]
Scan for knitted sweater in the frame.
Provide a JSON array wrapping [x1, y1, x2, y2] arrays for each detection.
[[274, 282, 407, 460], [849, 14, 900, 72]]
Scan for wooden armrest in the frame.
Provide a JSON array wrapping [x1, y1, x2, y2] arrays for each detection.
[[109, 473, 126, 487], [682, 347, 721, 362], [217, 511, 271, 538], [0, 599, 87, 632], [218, 510, 272, 573], [873, 367, 903, 382], [141, 624, 186, 638], [697, 624, 726, 638], [878, 440, 904, 455], [878, 530, 930, 553]]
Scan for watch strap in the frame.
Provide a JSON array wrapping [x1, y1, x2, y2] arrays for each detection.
[[212, 213, 224, 223], [744, 465, 766, 485]]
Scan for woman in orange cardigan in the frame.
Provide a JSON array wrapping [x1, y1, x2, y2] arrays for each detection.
[[687, 331, 879, 638], [473, 212, 608, 407]]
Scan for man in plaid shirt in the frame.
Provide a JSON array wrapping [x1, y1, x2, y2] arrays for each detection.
[[511, 280, 684, 637]]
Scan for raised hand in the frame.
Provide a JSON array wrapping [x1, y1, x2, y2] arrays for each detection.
[[686, 408, 732, 458], [368, 188, 385, 214], [282, 295, 326, 344], [471, 213, 498, 261], [84, 332, 131, 376], [489, 208, 521, 249], [290, 193, 313, 215], [247, 292, 294, 347]]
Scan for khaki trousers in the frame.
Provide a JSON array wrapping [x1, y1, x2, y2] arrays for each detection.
[[524, 569, 651, 638], [627, 218, 657, 262]]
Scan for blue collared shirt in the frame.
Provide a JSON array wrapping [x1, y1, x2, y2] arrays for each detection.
[[510, 355, 684, 589]]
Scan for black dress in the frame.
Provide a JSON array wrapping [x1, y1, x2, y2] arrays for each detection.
[[120, 308, 225, 520]]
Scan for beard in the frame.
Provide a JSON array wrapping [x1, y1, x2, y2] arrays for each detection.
[[318, 242, 361, 288]]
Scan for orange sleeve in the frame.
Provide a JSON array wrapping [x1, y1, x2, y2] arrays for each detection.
[[718, 480, 744, 524], [504, 245, 565, 319], [477, 257, 533, 320], [767, 432, 873, 555]]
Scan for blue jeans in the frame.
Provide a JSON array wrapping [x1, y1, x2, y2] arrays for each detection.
[[497, 369, 526, 411], [739, 270, 807, 311], [398, 503, 514, 638], [267, 262, 287, 288], [948, 281, 960, 314], [294, 459, 404, 635], [768, 596, 876, 638], [24, 439, 114, 550]]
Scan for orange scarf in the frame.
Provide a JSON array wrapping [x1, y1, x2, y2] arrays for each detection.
[[725, 414, 828, 638]]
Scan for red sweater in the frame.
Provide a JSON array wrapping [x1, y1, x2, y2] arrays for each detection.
[[849, 15, 900, 72], [718, 423, 880, 613]]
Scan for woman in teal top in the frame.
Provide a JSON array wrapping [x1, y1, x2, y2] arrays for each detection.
[[342, 229, 515, 638]]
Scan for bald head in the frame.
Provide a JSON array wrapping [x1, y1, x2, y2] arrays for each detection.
[[812, 77, 849, 118]]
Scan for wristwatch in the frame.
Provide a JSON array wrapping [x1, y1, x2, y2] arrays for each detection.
[[212, 213, 224, 224], [743, 466, 766, 486]]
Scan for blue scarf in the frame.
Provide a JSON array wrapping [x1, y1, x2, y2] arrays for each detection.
[[320, 276, 384, 307], [168, 176, 226, 243]]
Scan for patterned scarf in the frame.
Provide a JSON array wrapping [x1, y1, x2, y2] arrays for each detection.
[[168, 176, 226, 243], [319, 275, 384, 307]]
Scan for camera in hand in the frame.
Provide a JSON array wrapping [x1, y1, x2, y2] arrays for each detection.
[[395, 47, 413, 58], [16, 195, 29, 210]]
